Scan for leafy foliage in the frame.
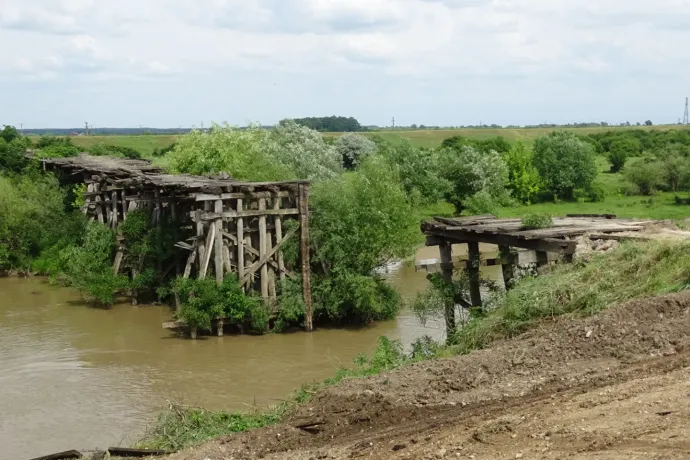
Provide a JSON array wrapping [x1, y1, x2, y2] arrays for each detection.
[[436, 145, 512, 214], [503, 141, 541, 204], [335, 133, 376, 169], [607, 138, 640, 172], [624, 158, 666, 196], [520, 213, 553, 230], [441, 135, 511, 154], [286, 116, 364, 132], [88, 142, 142, 159], [174, 275, 268, 332], [533, 131, 597, 199]]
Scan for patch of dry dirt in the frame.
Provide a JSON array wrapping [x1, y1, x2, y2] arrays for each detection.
[[166, 292, 690, 460]]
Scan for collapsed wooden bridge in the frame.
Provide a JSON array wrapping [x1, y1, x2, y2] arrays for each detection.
[[41, 154, 314, 331], [422, 214, 658, 313]]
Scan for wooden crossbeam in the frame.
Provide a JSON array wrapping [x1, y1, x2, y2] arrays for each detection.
[[194, 191, 291, 201], [192, 209, 299, 220], [242, 227, 298, 285], [426, 229, 577, 254]]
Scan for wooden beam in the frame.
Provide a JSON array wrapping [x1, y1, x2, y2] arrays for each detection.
[[196, 210, 206, 272], [111, 190, 119, 227], [439, 239, 456, 341], [214, 199, 224, 286], [121, 189, 128, 220], [425, 228, 577, 254], [194, 191, 291, 201], [192, 208, 300, 220], [242, 227, 298, 285], [498, 245, 516, 291], [274, 197, 286, 281], [199, 223, 216, 279], [29, 450, 82, 460], [224, 231, 293, 276], [299, 184, 313, 332], [259, 198, 269, 297], [236, 198, 245, 288], [467, 241, 482, 309]]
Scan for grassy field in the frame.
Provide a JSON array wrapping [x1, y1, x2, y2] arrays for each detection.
[[70, 135, 179, 157], [69, 125, 681, 156]]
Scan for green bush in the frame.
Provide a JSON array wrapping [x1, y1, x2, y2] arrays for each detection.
[[625, 159, 665, 195], [152, 143, 177, 157], [533, 131, 597, 199], [89, 143, 142, 159], [520, 213, 553, 230], [503, 141, 541, 204], [586, 182, 607, 202], [174, 275, 268, 332]]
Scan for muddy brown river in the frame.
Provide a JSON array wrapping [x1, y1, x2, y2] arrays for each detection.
[[0, 246, 500, 460]]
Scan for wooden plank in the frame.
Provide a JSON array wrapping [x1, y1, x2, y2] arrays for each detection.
[[193, 208, 300, 220], [274, 197, 286, 281], [237, 198, 245, 288], [224, 231, 291, 275], [154, 189, 162, 225], [299, 184, 313, 332], [199, 223, 216, 279], [267, 230, 276, 300], [106, 447, 169, 458], [194, 191, 291, 201], [259, 198, 269, 297], [29, 450, 82, 460], [94, 183, 104, 224], [113, 249, 124, 275], [588, 233, 652, 242], [121, 188, 128, 220], [433, 215, 498, 226], [214, 199, 224, 286], [566, 213, 616, 219], [439, 239, 455, 340], [467, 241, 482, 308], [183, 245, 197, 280], [223, 241, 233, 274], [424, 228, 577, 254]]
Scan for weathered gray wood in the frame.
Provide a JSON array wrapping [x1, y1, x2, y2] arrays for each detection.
[[84, 183, 94, 214], [196, 210, 207, 272], [199, 223, 216, 279], [94, 183, 105, 224], [193, 208, 300, 220], [242, 227, 298, 285], [299, 184, 313, 332], [267, 230, 276, 300], [426, 228, 577, 255], [224, 231, 292, 275], [438, 239, 455, 340], [223, 242, 232, 273], [111, 190, 118, 227], [121, 188, 128, 220], [113, 249, 124, 275], [216, 318, 224, 337], [258, 198, 269, 298], [467, 241, 482, 309], [214, 199, 224, 286], [237, 198, 245, 288], [154, 189, 162, 225], [29, 450, 82, 460], [274, 197, 286, 281], [194, 191, 291, 201], [106, 447, 169, 458], [499, 245, 516, 291]]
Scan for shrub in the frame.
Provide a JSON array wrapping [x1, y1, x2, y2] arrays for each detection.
[[39, 143, 80, 158], [607, 138, 641, 172], [0, 137, 31, 172], [174, 275, 268, 332], [334, 133, 376, 169], [89, 143, 142, 159], [503, 141, 541, 204], [624, 160, 665, 195], [520, 213, 553, 230], [586, 182, 607, 202], [437, 145, 512, 214], [152, 143, 177, 157], [533, 131, 597, 199]]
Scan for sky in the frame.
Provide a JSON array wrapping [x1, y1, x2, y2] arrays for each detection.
[[1, 0, 690, 129]]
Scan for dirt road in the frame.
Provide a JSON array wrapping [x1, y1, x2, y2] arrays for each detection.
[[167, 292, 690, 460]]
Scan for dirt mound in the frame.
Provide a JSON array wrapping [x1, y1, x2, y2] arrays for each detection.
[[167, 293, 690, 460]]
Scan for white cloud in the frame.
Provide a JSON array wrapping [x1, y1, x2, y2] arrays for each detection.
[[1, 0, 689, 127]]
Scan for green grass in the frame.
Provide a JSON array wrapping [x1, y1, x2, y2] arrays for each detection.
[[453, 240, 690, 353], [70, 135, 178, 157]]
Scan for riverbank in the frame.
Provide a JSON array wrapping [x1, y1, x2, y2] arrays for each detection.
[[131, 238, 690, 458]]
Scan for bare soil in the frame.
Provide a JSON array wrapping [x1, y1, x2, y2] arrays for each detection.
[[167, 292, 690, 460]]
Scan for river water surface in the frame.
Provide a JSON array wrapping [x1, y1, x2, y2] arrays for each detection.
[[0, 246, 500, 460]]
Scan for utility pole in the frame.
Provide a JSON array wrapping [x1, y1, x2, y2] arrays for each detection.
[[684, 97, 689, 125], [85, 122, 89, 136], [19, 123, 23, 134], [391, 117, 395, 130]]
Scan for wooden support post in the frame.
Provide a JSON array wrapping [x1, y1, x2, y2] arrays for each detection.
[[113, 249, 124, 275], [536, 251, 549, 268], [170, 191, 177, 221], [467, 241, 482, 309], [214, 199, 224, 286], [196, 210, 206, 271], [274, 197, 286, 281], [111, 190, 118, 228], [236, 198, 245, 289], [499, 245, 517, 291], [121, 189, 128, 220], [84, 183, 94, 214], [298, 184, 313, 332], [94, 183, 104, 224], [216, 318, 224, 337], [258, 198, 269, 298], [439, 239, 456, 341], [199, 223, 216, 279], [267, 231, 276, 300], [154, 189, 162, 225]]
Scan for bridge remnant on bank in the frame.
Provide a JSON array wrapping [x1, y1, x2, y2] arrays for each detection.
[[41, 154, 313, 331], [422, 214, 657, 329]]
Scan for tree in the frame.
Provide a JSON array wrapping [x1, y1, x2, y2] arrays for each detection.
[[532, 131, 597, 199], [503, 141, 541, 204], [334, 133, 376, 169], [0, 125, 20, 144], [437, 145, 512, 214], [286, 116, 363, 132], [625, 159, 665, 195], [607, 138, 640, 172], [645, 120, 653, 126]]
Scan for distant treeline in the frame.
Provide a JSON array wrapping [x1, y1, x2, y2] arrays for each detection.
[[284, 116, 364, 132]]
